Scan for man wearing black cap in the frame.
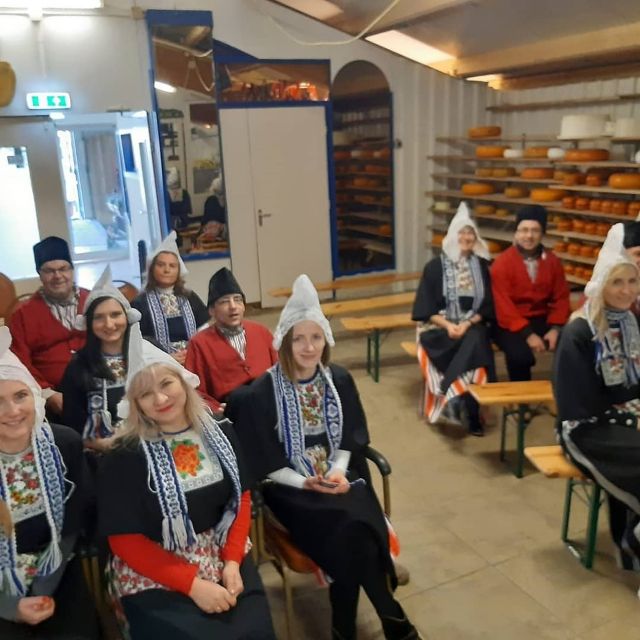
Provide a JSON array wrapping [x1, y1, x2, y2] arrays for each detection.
[[491, 205, 570, 381], [8, 236, 89, 414], [185, 267, 276, 413]]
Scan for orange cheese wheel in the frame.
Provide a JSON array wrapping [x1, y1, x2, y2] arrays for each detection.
[[468, 125, 501, 138], [531, 188, 566, 202], [462, 182, 495, 195], [474, 204, 496, 215], [523, 147, 550, 158], [520, 167, 554, 180], [492, 167, 516, 178], [608, 173, 640, 190], [475, 146, 509, 158], [432, 233, 445, 247], [486, 240, 503, 253], [475, 168, 493, 177], [495, 208, 510, 217], [504, 186, 528, 198], [564, 148, 610, 162]]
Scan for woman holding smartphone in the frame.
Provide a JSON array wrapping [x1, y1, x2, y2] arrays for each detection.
[[227, 275, 422, 640]]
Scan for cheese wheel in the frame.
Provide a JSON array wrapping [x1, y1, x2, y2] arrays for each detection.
[[504, 149, 524, 159], [553, 241, 568, 253], [572, 220, 585, 233], [564, 264, 575, 275], [486, 240, 503, 253], [504, 186, 528, 198], [584, 223, 597, 235], [589, 199, 602, 212], [524, 146, 550, 158], [531, 188, 566, 202], [432, 233, 445, 247], [601, 200, 613, 213], [462, 182, 495, 195], [520, 167, 554, 180], [596, 223, 611, 236], [468, 125, 501, 138], [475, 146, 509, 158], [563, 172, 586, 186], [612, 200, 628, 215], [492, 167, 516, 177], [564, 148, 610, 162], [585, 173, 603, 187], [474, 204, 496, 215], [495, 208, 510, 217], [567, 243, 581, 255], [608, 173, 640, 190], [627, 202, 640, 216], [475, 168, 493, 177], [562, 196, 576, 209], [575, 197, 590, 210], [579, 245, 593, 257], [556, 220, 572, 231]]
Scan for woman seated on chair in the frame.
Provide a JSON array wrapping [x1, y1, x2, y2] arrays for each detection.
[[226, 275, 422, 640], [132, 231, 208, 365], [411, 201, 496, 436], [97, 324, 275, 640], [554, 223, 640, 571], [0, 327, 99, 639], [60, 266, 141, 452]]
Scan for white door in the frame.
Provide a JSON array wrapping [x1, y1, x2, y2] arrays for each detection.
[[0, 117, 68, 287], [249, 107, 332, 307]]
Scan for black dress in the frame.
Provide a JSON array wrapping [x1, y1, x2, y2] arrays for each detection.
[[226, 364, 394, 586], [412, 255, 496, 392], [97, 422, 275, 640], [0, 425, 99, 639], [132, 290, 208, 353], [554, 316, 640, 568]]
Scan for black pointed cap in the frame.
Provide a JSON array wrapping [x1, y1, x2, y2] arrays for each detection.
[[33, 236, 72, 272], [208, 267, 244, 307]]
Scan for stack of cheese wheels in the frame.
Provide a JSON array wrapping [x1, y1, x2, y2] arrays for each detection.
[[504, 186, 528, 198], [475, 167, 493, 177], [476, 146, 509, 158], [492, 167, 516, 177], [524, 147, 550, 158], [462, 182, 495, 195], [608, 173, 640, 190], [564, 148, 610, 162], [531, 188, 566, 202], [475, 204, 496, 215], [468, 125, 501, 138], [520, 167, 555, 180]]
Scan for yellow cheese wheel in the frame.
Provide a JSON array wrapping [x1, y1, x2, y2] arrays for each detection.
[[475, 168, 493, 177], [462, 182, 496, 195], [531, 188, 567, 202], [474, 204, 496, 215], [492, 167, 516, 177], [0, 62, 16, 107], [564, 148, 610, 162], [504, 186, 528, 198], [495, 208, 510, 217], [523, 147, 550, 158], [468, 125, 501, 138], [608, 173, 640, 190], [520, 167, 555, 180], [475, 146, 509, 158]]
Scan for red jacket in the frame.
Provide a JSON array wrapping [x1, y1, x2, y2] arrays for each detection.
[[491, 246, 570, 333], [8, 289, 89, 390]]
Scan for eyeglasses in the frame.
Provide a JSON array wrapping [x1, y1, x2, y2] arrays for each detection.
[[40, 266, 73, 276], [216, 295, 244, 306]]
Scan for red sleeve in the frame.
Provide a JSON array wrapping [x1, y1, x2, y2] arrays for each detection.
[[185, 340, 223, 412], [220, 490, 251, 563], [8, 302, 52, 389], [490, 254, 529, 333], [546, 256, 571, 326], [264, 327, 278, 365], [108, 534, 198, 595]]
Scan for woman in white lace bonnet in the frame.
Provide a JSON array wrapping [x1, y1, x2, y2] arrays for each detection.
[[0, 326, 98, 638]]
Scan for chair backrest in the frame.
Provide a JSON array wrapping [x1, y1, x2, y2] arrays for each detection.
[[113, 280, 140, 303], [0, 273, 17, 321]]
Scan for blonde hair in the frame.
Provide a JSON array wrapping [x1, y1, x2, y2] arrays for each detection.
[[115, 364, 207, 444], [278, 326, 331, 382], [573, 262, 638, 339]]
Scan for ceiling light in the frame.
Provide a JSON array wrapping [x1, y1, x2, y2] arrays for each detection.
[[154, 81, 176, 94], [49, 112, 65, 120], [0, 0, 103, 7], [365, 30, 453, 66], [283, 0, 343, 20], [467, 74, 501, 83]]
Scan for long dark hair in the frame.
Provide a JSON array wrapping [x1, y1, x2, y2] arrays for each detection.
[[75, 296, 131, 391]]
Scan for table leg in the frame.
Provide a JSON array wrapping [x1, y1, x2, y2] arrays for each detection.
[[366, 333, 372, 377], [516, 404, 526, 478]]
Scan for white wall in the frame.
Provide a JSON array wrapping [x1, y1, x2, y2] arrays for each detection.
[[0, 0, 491, 296]]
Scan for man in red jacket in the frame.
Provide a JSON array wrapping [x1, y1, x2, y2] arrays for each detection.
[[491, 206, 570, 381], [9, 236, 89, 415], [185, 267, 277, 414]]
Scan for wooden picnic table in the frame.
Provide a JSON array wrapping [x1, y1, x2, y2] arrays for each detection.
[[321, 292, 414, 316]]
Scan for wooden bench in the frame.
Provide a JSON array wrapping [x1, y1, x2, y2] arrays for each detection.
[[340, 313, 415, 382], [269, 271, 421, 298], [525, 445, 602, 569], [468, 381, 555, 478], [321, 291, 414, 317], [400, 341, 417, 358]]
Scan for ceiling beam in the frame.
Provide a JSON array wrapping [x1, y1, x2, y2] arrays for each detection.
[[430, 22, 640, 78], [366, 0, 475, 33]]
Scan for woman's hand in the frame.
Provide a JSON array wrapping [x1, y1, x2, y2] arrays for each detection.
[[189, 577, 236, 614], [17, 596, 55, 625], [172, 349, 188, 365], [304, 473, 350, 495], [446, 322, 464, 340], [221, 561, 244, 598]]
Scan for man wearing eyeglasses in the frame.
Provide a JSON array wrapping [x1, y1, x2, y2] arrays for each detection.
[[491, 205, 570, 381], [8, 236, 89, 415], [185, 267, 277, 414]]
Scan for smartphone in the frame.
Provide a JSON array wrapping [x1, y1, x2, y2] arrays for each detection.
[[318, 480, 339, 488]]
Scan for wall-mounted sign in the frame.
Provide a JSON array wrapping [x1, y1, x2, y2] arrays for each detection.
[[26, 92, 71, 110]]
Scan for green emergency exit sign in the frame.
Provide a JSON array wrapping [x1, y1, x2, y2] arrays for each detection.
[[26, 92, 71, 110]]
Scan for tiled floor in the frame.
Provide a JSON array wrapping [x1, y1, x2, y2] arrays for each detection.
[[250, 307, 640, 640]]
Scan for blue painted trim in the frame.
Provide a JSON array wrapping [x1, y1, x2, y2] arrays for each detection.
[[219, 101, 327, 110], [183, 250, 230, 262], [145, 9, 212, 27], [214, 40, 257, 61]]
